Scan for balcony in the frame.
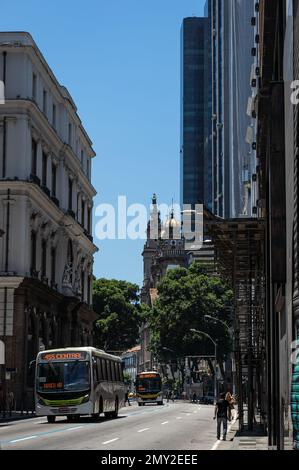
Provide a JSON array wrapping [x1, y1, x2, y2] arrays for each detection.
[[51, 196, 60, 208], [30, 268, 39, 279], [67, 209, 76, 219], [41, 185, 51, 198], [29, 174, 41, 186]]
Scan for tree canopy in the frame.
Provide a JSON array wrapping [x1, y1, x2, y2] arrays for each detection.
[[147, 263, 233, 364], [93, 278, 142, 352]]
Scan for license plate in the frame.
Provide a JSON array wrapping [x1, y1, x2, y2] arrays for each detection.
[[58, 407, 70, 413]]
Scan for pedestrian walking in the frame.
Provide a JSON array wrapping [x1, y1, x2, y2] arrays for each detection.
[[225, 391, 236, 416], [214, 392, 231, 441]]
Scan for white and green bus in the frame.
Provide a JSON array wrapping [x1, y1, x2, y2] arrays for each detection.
[[35, 347, 125, 423]]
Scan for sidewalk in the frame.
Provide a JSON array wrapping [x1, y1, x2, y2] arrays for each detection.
[[0, 411, 35, 424], [216, 416, 293, 451]]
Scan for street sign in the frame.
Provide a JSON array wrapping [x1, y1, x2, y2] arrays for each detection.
[[0, 340, 4, 365]]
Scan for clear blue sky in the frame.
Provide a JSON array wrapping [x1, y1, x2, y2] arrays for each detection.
[[2, 0, 205, 287]]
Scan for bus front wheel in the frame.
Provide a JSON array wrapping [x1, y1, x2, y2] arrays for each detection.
[[47, 415, 56, 423]]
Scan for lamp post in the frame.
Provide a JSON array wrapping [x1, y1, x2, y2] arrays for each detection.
[[162, 347, 182, 395], [190, 329, 217, 402], [204, 315, 235, 394]]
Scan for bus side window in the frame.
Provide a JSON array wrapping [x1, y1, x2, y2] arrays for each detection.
[[97, 358, 102, 380], [118, 363, 124, 382], [115, 362, 120, 382], [93, 358, 98, 383], [107, 360, 111, 381], [118, 363, 123, 382], [112, 362, 116, 382], [101, 359, 107, 380]]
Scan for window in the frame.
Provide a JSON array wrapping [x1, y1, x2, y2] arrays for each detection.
[[43, 89, 47, 114], [81, 199, 85, 227], [42, 152, 47, 187], [31, 231, 37, 274], [52, 104, 56, 128], [31, 139, 37, 176], [68, 178, 73, 210], [97, 358, 103, 381], [87, 207, 92, 234], [115, 363, 120, 382], [86, 158, 90, 179], [118, 363, 123, 382], [81, 271, 85, 301], [81, 150, 84, 165], [101, 359, 107, 380], [32, 73, 37, 100], [111, 362, 116, 382], [41, 240, 47, 278], [68, 123, 72, 146], [51, 247, 56, 284], [87, 275, 91, 305], [51, 163, 57, 197], [93, 359, 99, 383], [106, 361, 111, 381], [77, 193, 80, 220]]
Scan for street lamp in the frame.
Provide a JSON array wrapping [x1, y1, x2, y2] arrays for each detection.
[[204, 315, 236, 394], [190, 329, 217, 402], [204, 315, 232, 334]]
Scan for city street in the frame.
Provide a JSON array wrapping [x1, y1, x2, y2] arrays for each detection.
[[0, 402, 223, 450]]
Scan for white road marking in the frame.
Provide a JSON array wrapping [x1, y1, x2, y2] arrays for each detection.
[[102, 438, 119, 445], [161, 421, 169, 425], [137, 428, 150, 433], [211, 439, 221, 450], [176, 417, 182, 420], [10, 435, 37, 443], [186, 413, 191, 416], [211, 419, 237, 451], [193, 411, 198, 414], [66, 426, 83, 431]]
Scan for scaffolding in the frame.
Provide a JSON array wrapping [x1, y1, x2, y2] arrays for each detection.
[[204, 210, 266, 430]]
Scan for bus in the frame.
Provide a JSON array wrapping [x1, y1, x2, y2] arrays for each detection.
[[135, 371, 163, 406], [35, 347, 125, 423]]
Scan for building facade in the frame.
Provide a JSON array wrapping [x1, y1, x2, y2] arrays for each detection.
[[180, 16, 212, 210], [121, 345, 140, 389], [210, 0, 255, 218], [0, 32, 98, 409]]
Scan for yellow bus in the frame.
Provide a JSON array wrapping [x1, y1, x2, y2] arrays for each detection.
[[35, 347, 125, 423], [135, 371, 163, 406]]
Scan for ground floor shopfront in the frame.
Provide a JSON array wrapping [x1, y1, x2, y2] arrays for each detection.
[[0, 276, 97, 411]]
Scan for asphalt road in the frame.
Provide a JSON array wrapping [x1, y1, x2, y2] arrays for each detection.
[[0, 402, 224, 450]]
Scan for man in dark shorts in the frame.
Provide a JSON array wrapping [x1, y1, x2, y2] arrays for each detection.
[[214, 392, 231, 440]]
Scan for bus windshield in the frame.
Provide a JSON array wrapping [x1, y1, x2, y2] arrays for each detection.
[[136, 377, 161, 392], [37, 361, 90, 392]]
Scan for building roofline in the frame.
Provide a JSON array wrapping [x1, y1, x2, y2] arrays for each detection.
[[0, 31, 95, 152]]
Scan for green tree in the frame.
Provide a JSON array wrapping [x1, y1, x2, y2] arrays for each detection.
[[147, 263, 233, 379], [93, 278, 141, 352]]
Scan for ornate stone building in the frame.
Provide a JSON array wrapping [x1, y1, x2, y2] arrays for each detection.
[[139, 195, 188, 371], [0, 32, 98, 409]]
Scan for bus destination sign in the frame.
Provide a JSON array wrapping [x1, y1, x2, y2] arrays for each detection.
[[40, 352, 88, 362]]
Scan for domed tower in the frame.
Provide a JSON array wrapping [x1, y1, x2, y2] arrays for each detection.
[[141, 194, 162, 303]]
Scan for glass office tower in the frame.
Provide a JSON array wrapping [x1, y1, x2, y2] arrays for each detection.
[[180, 15, 212, 210]]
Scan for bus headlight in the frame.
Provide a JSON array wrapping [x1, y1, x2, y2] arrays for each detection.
[[37, 395, 46, 405], [81, 394, 89, 404]]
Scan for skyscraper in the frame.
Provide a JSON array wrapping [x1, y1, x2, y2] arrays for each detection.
[[180, 14, 212, 210], [211, 0, 255, 218]]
